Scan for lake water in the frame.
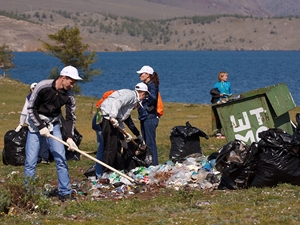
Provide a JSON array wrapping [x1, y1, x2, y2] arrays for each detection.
[[8, 51, 300, 105]]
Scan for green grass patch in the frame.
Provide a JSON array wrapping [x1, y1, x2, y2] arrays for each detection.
[[1, 77, 300, 224]]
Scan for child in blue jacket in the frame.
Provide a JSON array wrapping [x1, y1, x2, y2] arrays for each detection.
[[213, 71, 232, 139]]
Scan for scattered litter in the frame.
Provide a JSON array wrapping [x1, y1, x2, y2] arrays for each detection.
[[43, 154, 220, 201], [195, 201, 212, 207]]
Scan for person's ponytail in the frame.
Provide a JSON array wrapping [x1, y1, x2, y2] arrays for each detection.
[[151, 72, 160, 86]]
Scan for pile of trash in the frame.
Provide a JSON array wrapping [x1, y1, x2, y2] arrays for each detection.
[[41, 121, 213, 200], [44, 154, 221, 200], [58, 121, 216, 200]]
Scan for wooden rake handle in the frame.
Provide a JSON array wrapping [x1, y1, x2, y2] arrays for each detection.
[[48, 134, 135, 183]]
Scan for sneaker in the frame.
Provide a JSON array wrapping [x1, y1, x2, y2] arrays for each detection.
[[58, 193, 77, 202], [40, 159, 50, 164], [216, 133, 222, 139], [48, 188, 59, 197]]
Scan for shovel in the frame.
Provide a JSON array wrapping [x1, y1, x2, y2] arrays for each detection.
[[117, 126, 138, 145], [48, 134, 135, 183]]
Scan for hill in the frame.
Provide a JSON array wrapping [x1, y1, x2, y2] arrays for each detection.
[[2, 0, 300, 20], [1, 0, 300, 51], [1, 14, 300, 52]]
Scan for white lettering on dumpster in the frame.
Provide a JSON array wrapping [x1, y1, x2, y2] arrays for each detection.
[[249, 108, 265, 125], [230, 107, 268, 143], [230, 112, 251, 132], [235, 131, 256, 143]]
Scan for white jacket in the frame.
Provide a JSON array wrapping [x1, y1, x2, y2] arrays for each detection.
[[100, 89, 140, 125]]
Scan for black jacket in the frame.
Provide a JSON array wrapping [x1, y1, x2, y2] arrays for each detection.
[[27, 79, 76, 138], [210, 88, 221, 104]]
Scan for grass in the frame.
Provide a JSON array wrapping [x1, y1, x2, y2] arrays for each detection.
[[1, 76, 300, 224]]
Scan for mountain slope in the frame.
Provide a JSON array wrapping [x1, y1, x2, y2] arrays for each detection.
[[260, 0, 300, 16], [148, 0, 272, 17], [1, 0, 300, 21], [1, 13, 300, 52], [1, 0, 300, 52]]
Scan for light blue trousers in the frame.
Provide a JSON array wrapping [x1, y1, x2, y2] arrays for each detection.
[[24, 122, 72, 196]]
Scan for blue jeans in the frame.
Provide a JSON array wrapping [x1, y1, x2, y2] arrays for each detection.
[[38, 137, 49, 161], [141, 117, 159, 165], [24, 122, 72, 196], [92, 114, 104, 178]]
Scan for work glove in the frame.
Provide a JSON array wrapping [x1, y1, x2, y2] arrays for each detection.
[[139, 142, 147, 151], [137, 135, 147, 150], [121, 139, 128, 149], [124, 131, 132, 142], [15, 125, 22, 132], [110, 118, 119, 128], [137, 135, 144, 142], [66, 138, 78, 151], [39, 127, 50, 137]]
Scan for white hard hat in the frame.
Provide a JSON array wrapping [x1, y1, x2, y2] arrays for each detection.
[[30, 82, 37, 89], [60, 65, 82, 80]]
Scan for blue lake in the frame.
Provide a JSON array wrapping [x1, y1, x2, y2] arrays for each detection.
[[8, 51, 300, 105]]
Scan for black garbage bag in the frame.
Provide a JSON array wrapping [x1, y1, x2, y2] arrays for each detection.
[[215, 140, 259, 190], [123, 138, 152, 172], [84, 164, 96, 178], [2, 127, 28, 166], [250, 128, 300, 188], [169, 121, 209, 162], [60, 117, 83, 161], [291, 113, 300, 143], [3, 117, 83, 166], [64, 127, 82, 160], [48, 125, 82, 161], [83, 138, 153, 177]]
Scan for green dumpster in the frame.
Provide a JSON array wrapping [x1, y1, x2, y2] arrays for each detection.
[[211, 83, 296, 145]]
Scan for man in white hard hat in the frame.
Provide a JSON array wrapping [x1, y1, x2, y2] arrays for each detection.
[[24, 65, 82, 202]]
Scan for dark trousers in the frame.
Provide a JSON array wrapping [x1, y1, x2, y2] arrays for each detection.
[[100, 118, 119, 171], [141, 117, 159, 165]]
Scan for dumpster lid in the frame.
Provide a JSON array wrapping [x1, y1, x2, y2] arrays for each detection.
[[238, 83, 296, 117]]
